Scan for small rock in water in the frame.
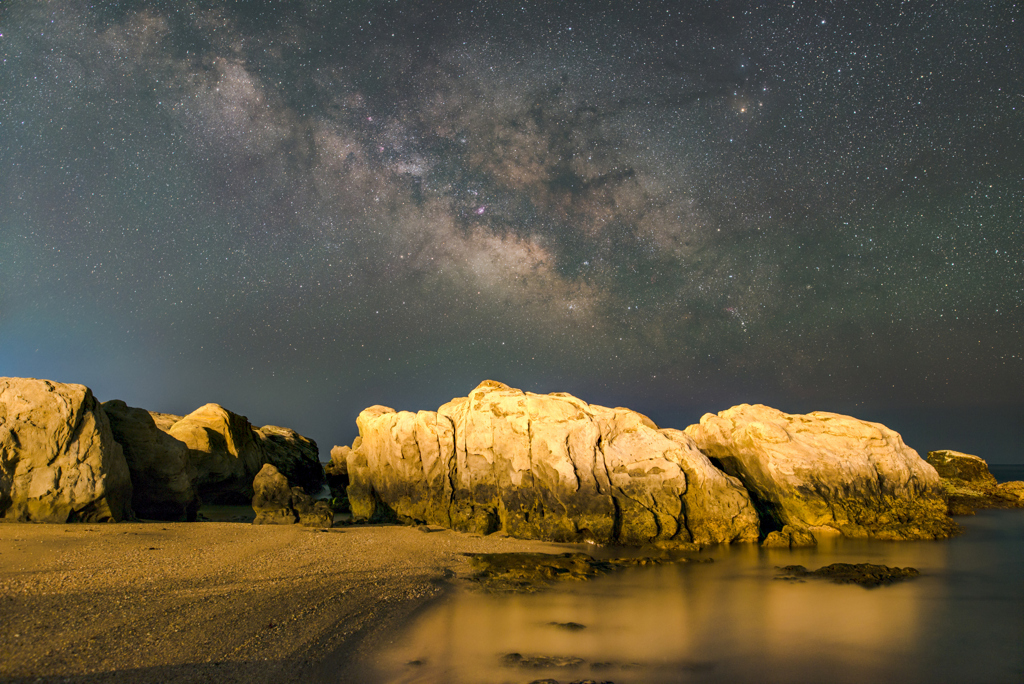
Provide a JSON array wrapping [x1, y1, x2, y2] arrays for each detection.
[[549, 621, 587, 631], [502, 652, 586, 669], [777, 562, 920, 587], [466, 552, 693, 593]]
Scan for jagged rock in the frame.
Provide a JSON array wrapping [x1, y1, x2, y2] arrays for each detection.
[[762, 525, 817, 548], [685, 404, 957, 541], [256, 425, 325, 495], [926, 450, 1024, 515], [102, 400, 200, 521], [0, 377, 132, 522], [165, 404, 323, 505], [345, 380, 759, 547], [252, 463, 333, 528]]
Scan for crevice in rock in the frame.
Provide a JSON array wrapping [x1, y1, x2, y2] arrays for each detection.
[[707, 456, 781, 539]]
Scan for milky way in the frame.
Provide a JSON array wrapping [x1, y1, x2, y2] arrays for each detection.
[[1, 1, 1021, 458]]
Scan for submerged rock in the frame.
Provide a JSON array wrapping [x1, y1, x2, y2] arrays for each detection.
[[685, 404, 957, 541], [467, 551, 696, 593], [102, 400, 200, 521], [926, 450, 1024, 515], [777, 563, 920, 587], [252, 463, 333, 528], [0, 377, 133, 522], [345, 380, 759, 547]]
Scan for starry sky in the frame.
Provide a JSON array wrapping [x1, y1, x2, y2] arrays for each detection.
[[1, 1, 1022, 463]]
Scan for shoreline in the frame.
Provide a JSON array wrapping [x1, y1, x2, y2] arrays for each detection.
[[0, 520, 566, 684]]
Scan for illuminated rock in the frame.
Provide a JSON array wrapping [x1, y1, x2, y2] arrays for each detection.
[[252, 463, 333, 528], [168, 404, 324, 504], [685, 404, 957, 540], [0, 377, 132, 522], [926, 449, 1024, 515], [344, 380, 759, 547]]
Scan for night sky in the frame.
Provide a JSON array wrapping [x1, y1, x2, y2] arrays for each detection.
[[2, 1, 1021, 463]]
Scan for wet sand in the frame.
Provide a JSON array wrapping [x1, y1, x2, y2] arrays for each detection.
[[0, 520, 564, 683]]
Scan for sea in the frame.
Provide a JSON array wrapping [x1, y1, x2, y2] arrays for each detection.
[[360, 465, 1024, 684]]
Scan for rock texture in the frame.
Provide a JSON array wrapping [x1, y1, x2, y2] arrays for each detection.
[[164, 404, 323, 505], [0, 377, 132, 522], [926, 450, 1024, 515], [102, 400, 200, 521], [685, 404, 957, 541], [252, 463, 333, 528], [345, 380, 759, 547], [168, 404, 266, 504], [256, 425, 325, 495]]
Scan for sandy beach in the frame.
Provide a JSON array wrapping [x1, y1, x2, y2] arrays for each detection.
[[0, 520, 564, 684]]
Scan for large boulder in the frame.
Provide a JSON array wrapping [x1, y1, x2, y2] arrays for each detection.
[[0, 377, 132, 522], [252, 463, 333, 528], [345, 380, 759, 547], [926, 450, 1024, 515], [102, 400, 200, 521], [256, 425, 325, 495], [685, 404, 957, 541], [166, 404, 324, 505]]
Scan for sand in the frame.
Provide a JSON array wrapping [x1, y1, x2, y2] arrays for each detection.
[[0, 520, 565, 683]]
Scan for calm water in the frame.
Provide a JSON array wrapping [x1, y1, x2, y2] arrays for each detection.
[[361, 471, 1024, 684]]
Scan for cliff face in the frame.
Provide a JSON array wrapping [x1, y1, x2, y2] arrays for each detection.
[[685, 404, 958, 540], [0, 377, 133, 522], [346, 380, 760, 547]]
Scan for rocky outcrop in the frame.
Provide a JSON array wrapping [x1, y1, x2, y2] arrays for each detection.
[[0, 377, 132, 522], [685, 404, 957, 541], [165, 404, 324, 505], [252, 463, 333, 528], [102, 400, 200, 521], [926, 450, 1024, 515], [344, 380, 759, 547], [167, 404, 266, 504], [256, 425, 325, 495]]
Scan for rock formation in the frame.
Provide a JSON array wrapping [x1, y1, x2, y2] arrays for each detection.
[[164, 404, 324, 504], [344, 380, 759, 547], [167, 403, 267, 504], [256, 425, 325, 495], [685, 404, 957, 541], [252, 463, 333, 528], [926, 450, 1024, 514], [0, 377, 132, 522], [102, 400, 200, 521]]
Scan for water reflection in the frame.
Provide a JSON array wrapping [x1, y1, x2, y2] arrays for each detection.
[[365, 511, 1024, 684]]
